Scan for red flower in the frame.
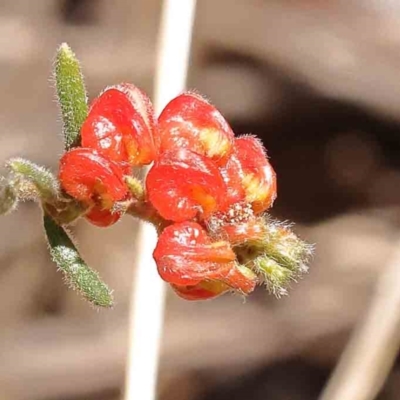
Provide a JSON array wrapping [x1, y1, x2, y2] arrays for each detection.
[[171, 281, 229, 301], [146, 148, 228, 222], [59, 148, 128, 225], [81, 84, 156, 169], [85, 207, 121, 227], [55, 83, 289, 298], [153, 221, 257, 294], [208, 211, 267, 246], [234, 136, 277, 213], [157, 92, 234, 164], [218, 152, 246, 207]]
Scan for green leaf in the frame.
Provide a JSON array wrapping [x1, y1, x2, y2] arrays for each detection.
[[54, 43, 88, 150], [7, 158, 59, 201], [43, 214, 114, 308]]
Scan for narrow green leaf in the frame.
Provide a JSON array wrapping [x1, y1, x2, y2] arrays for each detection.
[[43, 214, 114, 307], [54, 43, 88, 150], [7, 158, 59, 201], [0, 178, 17, 215]]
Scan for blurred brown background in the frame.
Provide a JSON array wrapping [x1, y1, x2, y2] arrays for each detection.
[[2, 0, 400, 399]]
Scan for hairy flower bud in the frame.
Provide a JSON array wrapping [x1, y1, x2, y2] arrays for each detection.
[[236, 219, 313, 297], [59, 148, 128, 209], [235, 136, 277, 213], [81, 84, 156, 167], [146, 149, 228, 222], [211, 214, 268, 247], [157, 92, 234, 164], [261, 220, 313, 275], [153, 222, 257, 295]]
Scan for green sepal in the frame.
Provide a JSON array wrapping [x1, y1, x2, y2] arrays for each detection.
[[261, 220, 313, 274], [234, 217, 313, 298], [54, 43, 88, 150], [6, 158, 59, 201], [252, 255, 294, 298], [43, 214, 114, 308]]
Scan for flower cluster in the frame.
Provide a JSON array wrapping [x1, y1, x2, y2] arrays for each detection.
[[59, 83, 156, 227], [0, 44, 312, 307], [59, 85, 312, 300]]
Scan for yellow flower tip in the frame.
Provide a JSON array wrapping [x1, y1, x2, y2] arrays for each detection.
[[200, 128, 232, 159]]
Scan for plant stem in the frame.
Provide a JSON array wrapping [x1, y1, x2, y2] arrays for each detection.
[[320, 241, 400, 400], [124, 1, 197, 399]]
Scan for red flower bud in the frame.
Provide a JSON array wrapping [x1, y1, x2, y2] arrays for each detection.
[[85, 207, 121, 227], [146, 149, 228, 222], [81, 84, 156, 167], [235, 136, 277, 213], [171, 281, 229, 301], [59, 148, 128, 208], [218, 152, 246, 207], [157, 92, 234, 164], [211, 214, 267, 246], [153, 221, 258, 294]]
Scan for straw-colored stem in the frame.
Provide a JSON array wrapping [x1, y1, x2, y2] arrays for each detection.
[[320, 241, 400, 400], [124, 1, 197, 400]]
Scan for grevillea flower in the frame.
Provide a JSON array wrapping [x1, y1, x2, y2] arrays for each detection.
[[81, 84, 156, 168], [59, 148, 128, 226], [146, 148, 228, 222], [157, 92, 234, 164], [234, 136, 277, 213], [153, 221, 257, 294]]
